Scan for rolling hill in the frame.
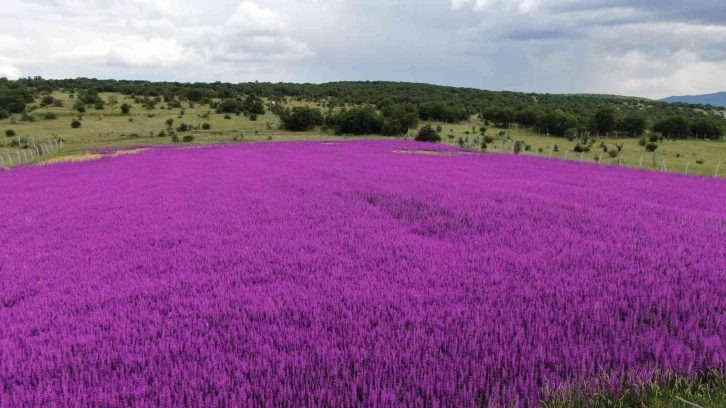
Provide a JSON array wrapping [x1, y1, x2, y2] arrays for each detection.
[[661, 92, 726, 107]]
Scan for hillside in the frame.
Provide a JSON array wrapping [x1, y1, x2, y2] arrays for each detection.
[[661, 92, 726, 107]]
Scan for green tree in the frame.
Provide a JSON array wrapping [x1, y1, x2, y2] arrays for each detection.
[[279, 106, 324, 131], [120, 103, 131, 115], [414, 124, 441, 142], [594, 109, 616, 134], [107, 95, 119, 113]]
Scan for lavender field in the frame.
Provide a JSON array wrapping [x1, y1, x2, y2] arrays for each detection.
[[0, 140, 725, 407]]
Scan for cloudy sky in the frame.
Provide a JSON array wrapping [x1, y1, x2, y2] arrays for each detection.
[[0, 0, 724, 99]]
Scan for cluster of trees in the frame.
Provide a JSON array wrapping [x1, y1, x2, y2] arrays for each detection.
[[280, 104, 420, 136], [480, 107, 723, 139], [1, 76, 724, 140], [211, 95, 265, 118]]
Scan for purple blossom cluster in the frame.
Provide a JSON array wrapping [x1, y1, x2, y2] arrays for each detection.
[[0, 140, 725, 407]]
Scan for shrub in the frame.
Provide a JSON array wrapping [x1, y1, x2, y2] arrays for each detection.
[[94, 102, 105, 110], [5, 129, 16, 137], [447, 134, 455, 139], [250, 113, 259, 121], [53, 99, 64, 108], [696, 159, 705, 165], [224, 114, 231, 120], [436, 125, 442, 133], [176, 123, 190, 132], [638, 138, 647, 147], [128, 118, 134, 122], [43, 112, 57, 120], [182, 135, 194, 143], [202, 123, 211, 130], [166, 118, 174, 127], [484, 135, 495, 144], [649, 135, 660, 143], [608, 150, 618, 158], [21, 112, 37, 122], [120, 104, 131, 115], [553, 145, 559, 152], [645, 143, 658, 152], [171, 134, 180, 143], [157, 130, 167, 137], [71, 119, 82, 128], [513, 140, 524, 154], [414, 125, 441, 143], [480, 126, 487, 134]]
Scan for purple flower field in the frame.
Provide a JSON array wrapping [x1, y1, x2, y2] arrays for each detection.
[[0, 140, 725, 407]]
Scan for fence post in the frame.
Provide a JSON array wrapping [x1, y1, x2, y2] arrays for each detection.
[[715, 163, 722, 178], [639, 157, 644, 168], [0, 155, 4, 167], [15, 151, 21, 163], [580, 152, 584, 161], [598, 153, 603, 165], [6, 154, 12, 165], [685, 162, 691, 175], [618, 156, 623, 166], [564, 150, 570, 160]]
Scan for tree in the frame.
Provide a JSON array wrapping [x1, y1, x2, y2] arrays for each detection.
[[653, 117, 690, 138], [617, 115, 646, 136], [165, 118, 174, 128], [326, 105, 383, 135], [107, 95, 119, 113], [73, 99, 86, 113], [120, 103, 131, 115], [536, 109, 580, 137], [594, 109, 616, 134], [380, 103, 419, 136], [279, 106, 324, 131], [414, 125, 441, 142], [691, 120, 723, 138]]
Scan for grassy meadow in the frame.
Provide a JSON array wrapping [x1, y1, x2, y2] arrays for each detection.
[[1, 90, 725, 179]]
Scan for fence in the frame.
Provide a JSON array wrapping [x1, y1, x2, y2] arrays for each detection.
[[0, 137, 63, 169]]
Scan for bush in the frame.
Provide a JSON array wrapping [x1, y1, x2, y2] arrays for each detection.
[[696, 159, 705, 165], [250, 113, 258, 121], [94, 102, 105, 110], [224, 114, 231, 120], [166, 118, 174, 127], [157, 130, 167, 137], [182, 135, 194, 143], [645, 143, 658, 152], [43, 112, 57, 120], [414, 125, 441, 143], [71, 119, 82, 128], [21, 112, 37, 122], [202, 123, 211, 130], [483, 135, 495, 144], [176, 123, 190, 132], [5, 129, 16, 137], [513, 140, 524, 154], [120, 103, 131, 115], [608, 150, 618, 158], [638, 138, 647, 147], [171, 134, 180, 143], [436, 125, 442, 133]]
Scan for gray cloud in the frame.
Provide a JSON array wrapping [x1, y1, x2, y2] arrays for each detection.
[[0, 0, 724, 98]]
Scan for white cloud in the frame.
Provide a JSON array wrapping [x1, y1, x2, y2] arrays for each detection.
[[0, 64, 23, 80]]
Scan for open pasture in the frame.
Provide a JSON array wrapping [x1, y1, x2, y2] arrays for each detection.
[[1, 140, 724, 406]]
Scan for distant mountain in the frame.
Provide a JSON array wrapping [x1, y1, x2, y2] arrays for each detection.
[[661, 92, 726, 107]]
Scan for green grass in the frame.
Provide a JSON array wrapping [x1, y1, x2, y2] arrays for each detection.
[[1, 92, 725, 178], [544, 370, 726, 408]]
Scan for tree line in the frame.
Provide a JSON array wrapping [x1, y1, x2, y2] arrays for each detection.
[[1, 76, 724, 138]]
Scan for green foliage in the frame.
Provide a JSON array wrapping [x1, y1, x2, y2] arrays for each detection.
[[653, 116, 691, 138], [5, 129, 16, 137], [645, 142, 659, 152], [40, 95, 55, 107], [120, 103, 131, 115], [182, 135, 194, 143], [380, 103, 419, 136], [414, 125, 441, 143], [617, 114, 646, 136], [279, 106, 324, 131], [537, 109, 580, 137], [43, 112, 57, 120], [326, 105, 383, 135], [201, 123, 211, 130], [176, 123, 190, 132], [513, 140, 524, 154], [691, 119, 723, 138], [594, 108, 616, 134], [70, 119, 82, 129], [165, 118, 174, 127]]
